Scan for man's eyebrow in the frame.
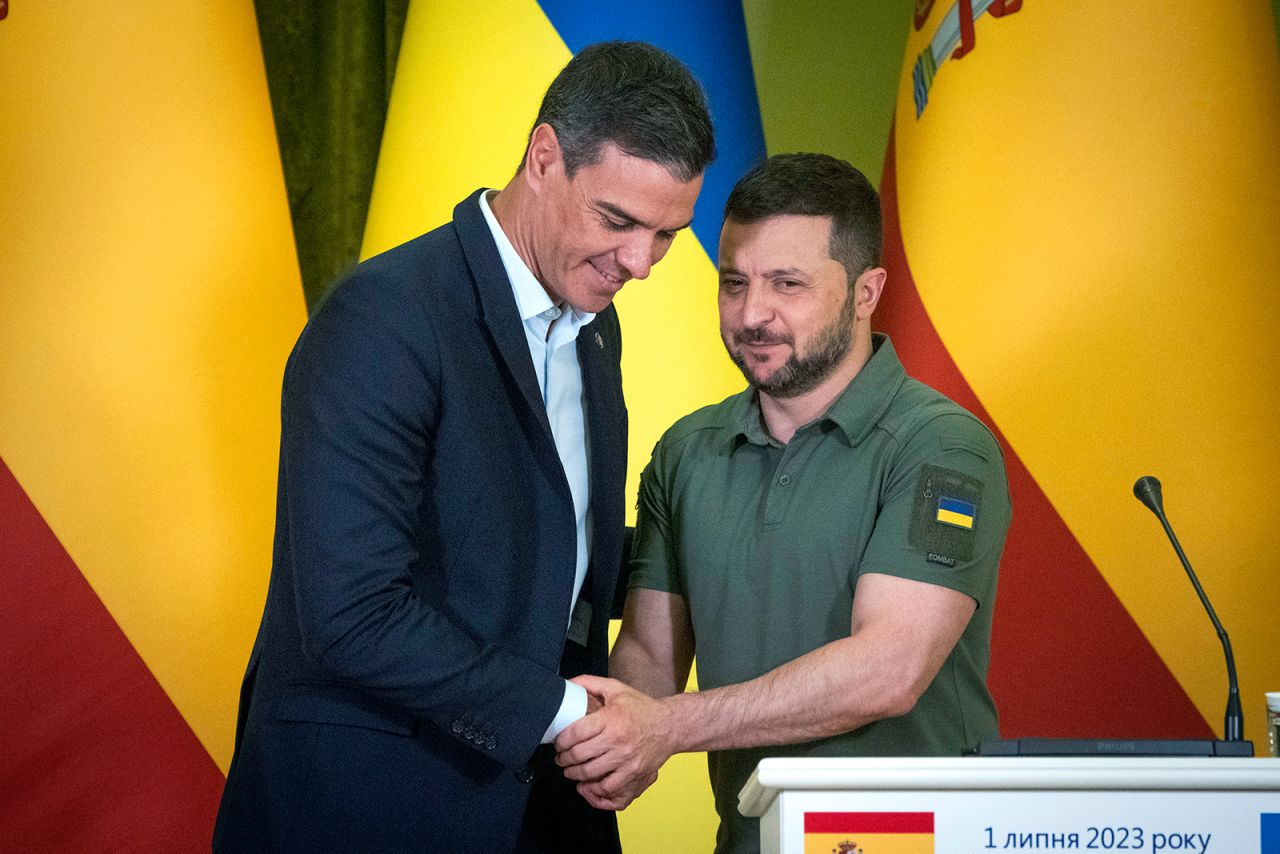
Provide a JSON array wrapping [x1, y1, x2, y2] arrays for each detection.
[[717, 265, 810, 278], [597, 201, 693, 233]]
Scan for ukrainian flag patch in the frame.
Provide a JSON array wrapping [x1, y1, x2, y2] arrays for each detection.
[[936, 496, 976, 529], [909, 464, 981, 561]]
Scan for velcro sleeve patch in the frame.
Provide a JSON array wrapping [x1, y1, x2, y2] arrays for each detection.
[[908, 463, 983, 562]]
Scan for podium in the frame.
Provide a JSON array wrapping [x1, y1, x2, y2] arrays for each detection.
[[739, 757, 1280, 853]]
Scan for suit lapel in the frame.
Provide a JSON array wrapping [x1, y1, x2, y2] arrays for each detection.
[[455, 190, 623, 626], [452, 192, 555, 443], [578, 313, 625, 618]]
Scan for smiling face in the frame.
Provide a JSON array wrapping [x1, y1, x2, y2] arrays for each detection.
[[718, 214, 867, 399], [526, 129, 703, 313]]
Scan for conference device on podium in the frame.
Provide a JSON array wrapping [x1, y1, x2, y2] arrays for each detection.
[[974, 476, 1252, 759], [740, 479, 1278, 853]]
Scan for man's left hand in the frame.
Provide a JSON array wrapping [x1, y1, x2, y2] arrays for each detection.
[[554, 674, 674, 810]]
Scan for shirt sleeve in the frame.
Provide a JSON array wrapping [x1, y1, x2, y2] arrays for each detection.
[[626, 443, 685, 596], [540, 680, 587, 742], [858, 413, 1011, 607]]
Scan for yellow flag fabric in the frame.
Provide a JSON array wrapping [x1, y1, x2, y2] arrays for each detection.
[[0, 1, 304, 846], [888, 0, 1280, 745]]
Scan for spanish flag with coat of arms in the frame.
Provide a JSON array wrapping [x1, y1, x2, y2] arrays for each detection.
[[877, 0, 1280, 746], [804, 811, 935, 854]]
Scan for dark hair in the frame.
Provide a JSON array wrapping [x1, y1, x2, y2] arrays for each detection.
[[527, 41, 715, 182], [723, 153, 882, 278]]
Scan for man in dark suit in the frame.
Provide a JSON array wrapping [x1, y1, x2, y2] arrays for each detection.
[[212, 42, 714, 853]]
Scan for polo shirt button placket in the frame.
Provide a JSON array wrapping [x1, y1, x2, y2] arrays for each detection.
[[763, 448, 796, 527]]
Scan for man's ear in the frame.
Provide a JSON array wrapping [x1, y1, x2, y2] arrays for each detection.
[[854, 266, 888, 321], [523, 123, 563, 194]]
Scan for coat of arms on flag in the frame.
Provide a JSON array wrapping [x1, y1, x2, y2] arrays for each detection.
[[804, 811, 935, 854]]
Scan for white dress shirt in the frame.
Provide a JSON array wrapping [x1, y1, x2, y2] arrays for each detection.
[[478, 191, 592, 742]]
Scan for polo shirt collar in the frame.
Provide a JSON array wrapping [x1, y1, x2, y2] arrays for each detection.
[[822, 333, 908, 444], [731, 332, 907, 449]]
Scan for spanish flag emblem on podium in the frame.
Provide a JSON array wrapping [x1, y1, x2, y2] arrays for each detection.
[[804, 812, 935, 853]]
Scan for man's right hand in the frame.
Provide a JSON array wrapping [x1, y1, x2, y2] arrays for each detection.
[[586, 689, 604, 715], [555, 675, 676, 810]]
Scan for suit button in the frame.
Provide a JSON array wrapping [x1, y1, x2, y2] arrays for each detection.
[[516, 767, 534, 784], [464, 727, 477, 740], [485, 736, 497, 750], [451, 720, 464, 734]]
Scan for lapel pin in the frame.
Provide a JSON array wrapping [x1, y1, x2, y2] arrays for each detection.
[[594, 331, 604, 349]]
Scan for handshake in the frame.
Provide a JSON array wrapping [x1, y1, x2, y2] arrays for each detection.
[[554, 675, 682, 811]]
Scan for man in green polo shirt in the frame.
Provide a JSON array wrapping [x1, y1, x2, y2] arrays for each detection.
[[554, 153, 1012, 853]]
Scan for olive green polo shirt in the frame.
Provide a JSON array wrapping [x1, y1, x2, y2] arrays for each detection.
[[629, 334, 1011, 854]]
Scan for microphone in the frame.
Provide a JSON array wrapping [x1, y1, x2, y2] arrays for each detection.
[[969, 477, 1252, 757], [1133, 476, 1244, 742]]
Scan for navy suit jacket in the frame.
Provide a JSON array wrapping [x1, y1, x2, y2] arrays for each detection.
[[213, 191, 627, 852]]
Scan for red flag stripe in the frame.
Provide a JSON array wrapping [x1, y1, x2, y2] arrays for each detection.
[[0, 455, 225, 851], [805, 811, 935, 833], [876, 127, 1211, 740]]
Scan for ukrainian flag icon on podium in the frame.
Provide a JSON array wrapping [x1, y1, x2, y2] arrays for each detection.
[[1261, 813, 1279, 854]]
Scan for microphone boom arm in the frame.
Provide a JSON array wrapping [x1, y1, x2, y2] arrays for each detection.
[[1151, 506, 1244, 741], [1141, 473, 1239, 742]]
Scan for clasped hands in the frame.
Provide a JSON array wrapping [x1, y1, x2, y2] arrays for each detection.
[[553, 675, 675, 810]]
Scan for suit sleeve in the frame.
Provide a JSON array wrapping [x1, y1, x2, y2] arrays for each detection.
[[281, 276, 565, 767]]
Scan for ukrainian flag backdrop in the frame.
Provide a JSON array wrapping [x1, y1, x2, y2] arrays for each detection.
[[2, 2, 1279, 852], [363, 3, 763, 846], [363, 0, 766, 511]]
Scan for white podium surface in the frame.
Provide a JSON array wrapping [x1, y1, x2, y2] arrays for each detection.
[[739, 757, 1280, 853]]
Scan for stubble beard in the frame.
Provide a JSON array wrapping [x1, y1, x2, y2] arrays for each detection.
[[726, 290, 856, 399]]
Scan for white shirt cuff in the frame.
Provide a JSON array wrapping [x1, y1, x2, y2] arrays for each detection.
[[541, 680, 588, 743]]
